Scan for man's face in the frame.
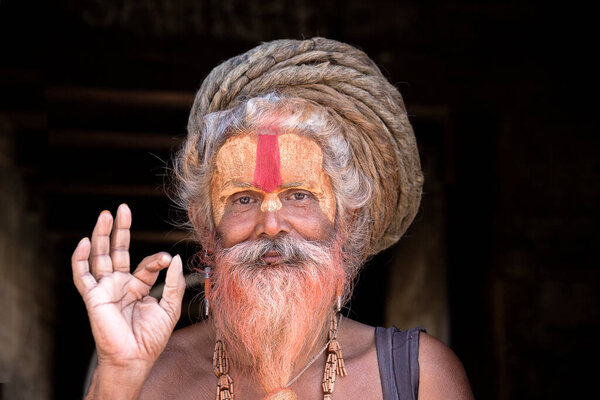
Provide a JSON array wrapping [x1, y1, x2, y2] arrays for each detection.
[[207, 129, 344, 390], [210, 129, 336, 253]]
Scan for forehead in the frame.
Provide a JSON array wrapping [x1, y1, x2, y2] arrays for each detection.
[[214, 132, 325, 184], [210, 130, 336, 225]]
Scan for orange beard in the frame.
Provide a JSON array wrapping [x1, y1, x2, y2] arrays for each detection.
[[208, 236, 346, 392]]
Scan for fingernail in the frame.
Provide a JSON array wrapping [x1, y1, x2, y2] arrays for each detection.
[[100, 210, 111, 216], [79, 237, 89, 245]]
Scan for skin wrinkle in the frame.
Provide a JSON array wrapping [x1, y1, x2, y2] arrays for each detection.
[[210, 132, 336, 225]]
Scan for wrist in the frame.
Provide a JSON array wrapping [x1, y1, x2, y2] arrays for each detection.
[[85, 363, 153, 400]]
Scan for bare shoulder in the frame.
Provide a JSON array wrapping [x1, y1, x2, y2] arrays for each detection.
[[418, 332, 474, 400], [335, 318, 383, 400], [338, 317, 376, 356], [139, 322, 215, 400]]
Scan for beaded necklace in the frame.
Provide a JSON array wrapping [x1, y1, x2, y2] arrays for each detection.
[[213, 314, 347, 400]]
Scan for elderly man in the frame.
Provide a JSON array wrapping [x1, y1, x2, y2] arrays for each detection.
[[72, 38, 473, 400]]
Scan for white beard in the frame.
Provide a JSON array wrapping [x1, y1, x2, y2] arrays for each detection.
[[208, 236, 346, 391]]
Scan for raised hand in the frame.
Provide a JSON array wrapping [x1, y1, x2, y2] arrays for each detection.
[[71, 204, 186, 379]]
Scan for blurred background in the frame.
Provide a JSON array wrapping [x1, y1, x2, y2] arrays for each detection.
[[1, 0, 598, 399]]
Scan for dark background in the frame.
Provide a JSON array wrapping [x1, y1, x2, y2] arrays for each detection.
[[1, 0, 598, 399]]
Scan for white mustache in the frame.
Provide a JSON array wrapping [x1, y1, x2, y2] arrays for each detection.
[[220, 235, 332, 267]]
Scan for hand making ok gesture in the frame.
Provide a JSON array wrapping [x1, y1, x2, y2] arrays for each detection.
[[71, 204, 186, 396]]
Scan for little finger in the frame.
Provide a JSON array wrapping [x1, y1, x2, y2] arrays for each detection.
[[71, 237, 98, 296]]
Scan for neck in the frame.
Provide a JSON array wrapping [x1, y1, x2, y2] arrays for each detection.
[[213, 308, 336, 372], [211, 311, 348, 400]]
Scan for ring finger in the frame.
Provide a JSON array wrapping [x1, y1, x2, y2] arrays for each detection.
[[90, 210, 114, 280]]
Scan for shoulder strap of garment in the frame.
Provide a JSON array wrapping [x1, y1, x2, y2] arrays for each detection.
[[375, 326, 425, 400]]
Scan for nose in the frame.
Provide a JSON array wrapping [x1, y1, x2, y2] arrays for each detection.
[[256, 209, 289, 237]]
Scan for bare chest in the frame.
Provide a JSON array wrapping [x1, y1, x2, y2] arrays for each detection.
[[141, 347, 383, 400]]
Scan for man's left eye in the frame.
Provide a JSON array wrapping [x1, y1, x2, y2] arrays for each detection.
[[291, 192, 309, 201]]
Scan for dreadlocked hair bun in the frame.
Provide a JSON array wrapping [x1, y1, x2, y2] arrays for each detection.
[[181, 37, 423, 258]]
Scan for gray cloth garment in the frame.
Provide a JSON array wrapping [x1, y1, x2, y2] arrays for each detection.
[[375, 326, 425, 400]]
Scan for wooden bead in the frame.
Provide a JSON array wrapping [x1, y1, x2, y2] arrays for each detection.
[[213, 340, 230, 376]]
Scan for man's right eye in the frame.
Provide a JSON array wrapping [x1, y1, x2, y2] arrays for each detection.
[[230, 191, 260, 207], [233, 194, 258, 206]]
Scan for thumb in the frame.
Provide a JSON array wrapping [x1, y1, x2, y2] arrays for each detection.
[[159, 254, 185, 324]]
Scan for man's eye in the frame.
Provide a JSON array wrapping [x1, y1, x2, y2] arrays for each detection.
[[292, 192, 308, 201], [237, 196, 252, 205]]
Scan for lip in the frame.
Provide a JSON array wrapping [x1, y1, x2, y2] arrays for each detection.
[[262, 250, 283, 264]]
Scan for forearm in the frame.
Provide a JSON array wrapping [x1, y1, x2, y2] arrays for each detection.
[[85, 363, 152, 400]]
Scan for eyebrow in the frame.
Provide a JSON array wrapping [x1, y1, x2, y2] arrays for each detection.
[[219, 180, 318, 196], [222, 181, 253, 190], [280, 181, 317, 189], [280, 181, 302, 189]]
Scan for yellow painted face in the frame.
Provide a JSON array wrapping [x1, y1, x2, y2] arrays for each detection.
[[210, 131, 336, 226]]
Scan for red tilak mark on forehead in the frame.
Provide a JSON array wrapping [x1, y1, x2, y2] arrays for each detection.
[[253, 134, 281, 192]]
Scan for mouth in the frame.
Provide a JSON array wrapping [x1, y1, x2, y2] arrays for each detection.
[[261, 250, 284, 265]]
